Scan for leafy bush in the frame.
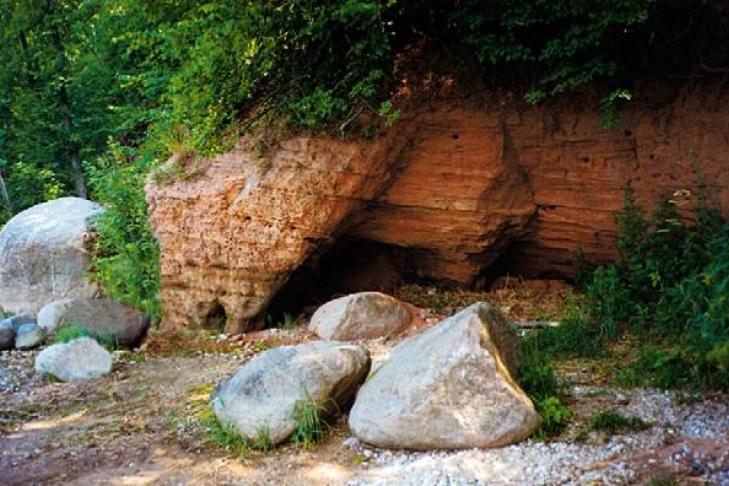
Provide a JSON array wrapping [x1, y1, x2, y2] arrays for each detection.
[[575, 178, 729, 391], [86, 142, 161, 323], [519, 294, 605, 359], [55, 324, 92, 343]]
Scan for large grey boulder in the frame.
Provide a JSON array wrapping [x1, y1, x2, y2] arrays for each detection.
[[349, 302, 541, 450], [212, 341, 371, 445], [40, 298, 149, 347], [0, 197, 104, 315], [37, 299, 73, 333], [35, 337, 112, 382], [15, 323, 45, 350], [0, 314, 35, 350], [309, 292, 413, 341]]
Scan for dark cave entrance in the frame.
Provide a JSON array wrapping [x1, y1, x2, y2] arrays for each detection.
[[202, 300, 228, 332], [264, 238, 421, 324], [263, 237, 574, 326]]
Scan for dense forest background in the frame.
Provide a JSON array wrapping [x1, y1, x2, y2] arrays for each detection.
[[2, 1, 729, 393]]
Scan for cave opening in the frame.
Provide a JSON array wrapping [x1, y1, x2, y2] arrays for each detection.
[[479, 240, 577, 286], [202, 301, 228, 332], [263, 237, 573, 327], [264, 237, 421, 325]]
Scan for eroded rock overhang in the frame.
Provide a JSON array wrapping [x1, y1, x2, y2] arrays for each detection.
[[147, 87, 729, 333]]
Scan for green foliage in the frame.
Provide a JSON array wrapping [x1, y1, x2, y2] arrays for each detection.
[[520, 295, 605, 359], [55, 324, 117, 352], [290, 389, 327, 449], [86, 142, 161, 322], [534, 396, 571, 439], [198, 409, 252, 458], [55, 324, 92, 343], [589, 409, 650, 435], [518, 338, 571, 438], [576, 175, 729, 391]]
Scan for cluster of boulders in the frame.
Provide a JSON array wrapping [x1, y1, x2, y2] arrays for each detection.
[[0, 313, 45, 351], [0, 197, 149, 382], [213, 292, 541, 450]]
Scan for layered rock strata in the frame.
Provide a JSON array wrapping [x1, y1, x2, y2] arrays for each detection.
[[147, 85, 729, 332]]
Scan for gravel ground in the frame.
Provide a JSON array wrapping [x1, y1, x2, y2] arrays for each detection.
[[3, 329, 729, 485], [0, 349, 44, 395], [346, 387, 729, 485]]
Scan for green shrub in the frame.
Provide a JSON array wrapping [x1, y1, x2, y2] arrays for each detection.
[[518, 338, 571, 438], [533, 396, 571, 439], [55, 324, 92, 343], [86, 142, 161, 323], [520, 295, 605, 359], [576, 176, 729, 391]]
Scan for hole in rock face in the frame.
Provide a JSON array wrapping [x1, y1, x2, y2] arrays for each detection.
[[476, 241, 573, 287], [264, 238, 414, 325], [452, 133, 460, 140], [202, 301, 227, 332]]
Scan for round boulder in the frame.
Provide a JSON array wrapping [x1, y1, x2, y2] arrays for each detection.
[[15, 323, 45, 350], [212, 341, 371, 445], [309, 292, 413, 341], [0, 197, 104, 315], [41, 298, 149, 347], [37, 299, 74, 333], [35, 337, 112, 382], [348, 302, 541, 450]]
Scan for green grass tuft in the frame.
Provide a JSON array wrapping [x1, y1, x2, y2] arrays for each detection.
[[55, 324, 118, 352], [290, 385, 328, 448], [589, 409, 651, 435]]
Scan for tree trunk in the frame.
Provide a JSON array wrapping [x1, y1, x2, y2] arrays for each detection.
[[52, 30, 87, 199]]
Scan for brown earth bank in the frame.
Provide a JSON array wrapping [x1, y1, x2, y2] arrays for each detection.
[[146, 81, 729, 333]]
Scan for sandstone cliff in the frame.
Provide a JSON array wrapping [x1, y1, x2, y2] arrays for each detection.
[[147, 83, 729, 332]]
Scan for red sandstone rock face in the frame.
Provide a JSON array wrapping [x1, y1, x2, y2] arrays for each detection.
[[147, 85, 729, 331], [146, 136, 411, 332]]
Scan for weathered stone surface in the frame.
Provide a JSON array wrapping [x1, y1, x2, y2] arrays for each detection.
[[37, 299, 73, 333], [15, 323, 45, 350], [148, 84, 729, 331], [212, 341, 371, 445], [0, 197, 104, 315], [146, 135, 413, 333], [348, 302, 540, 450], [309, 292, 412, 340], [35, 337, 112, 382], [44, 298, 149, 347]]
